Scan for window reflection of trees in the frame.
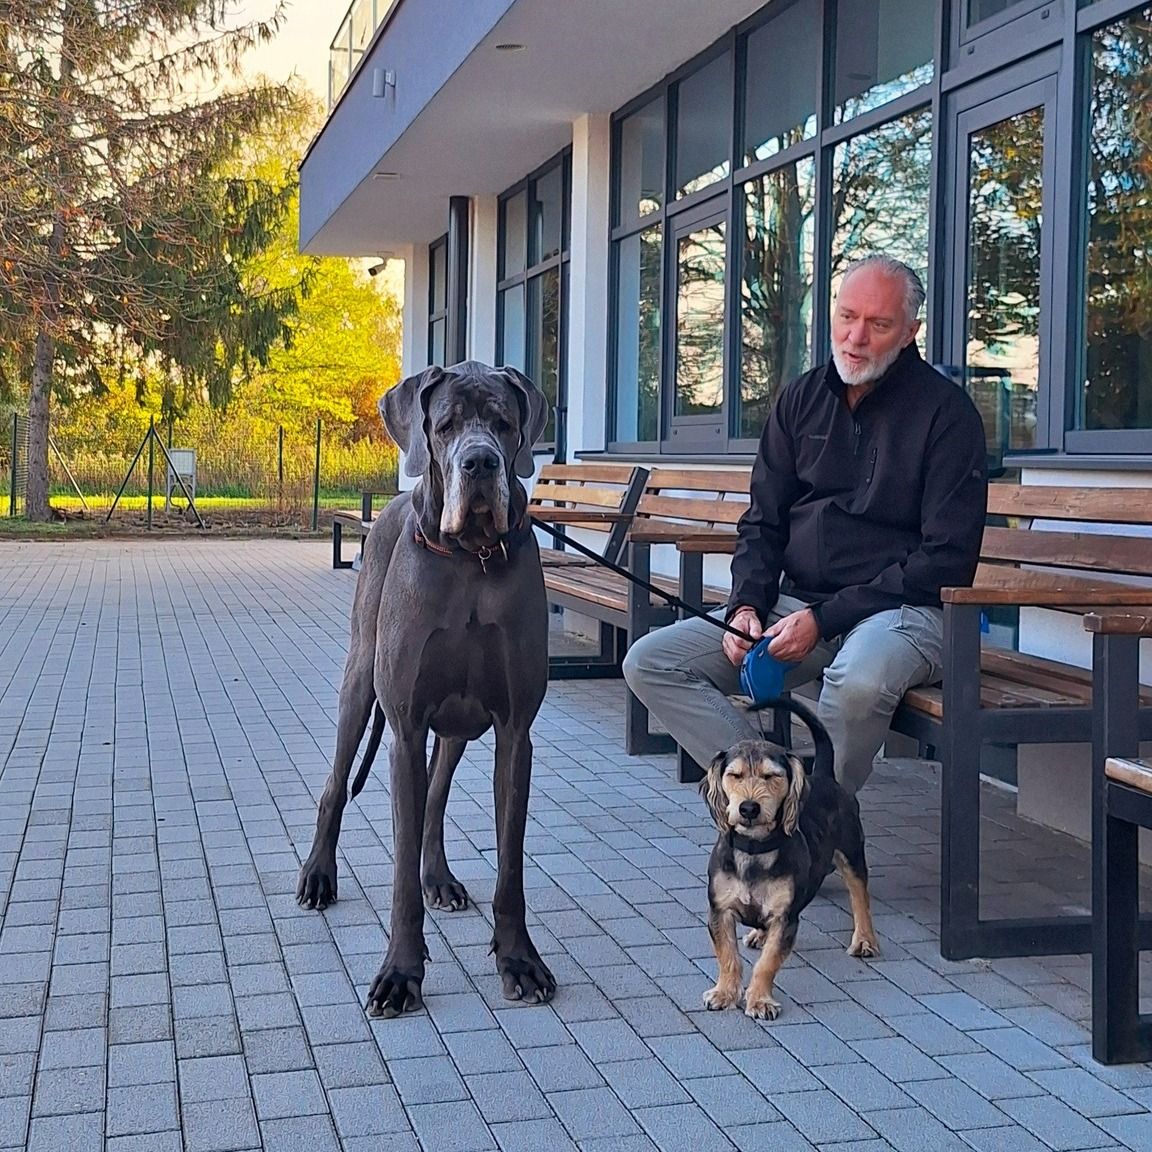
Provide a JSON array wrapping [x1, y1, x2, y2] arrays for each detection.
[[1084, 10, 1152, 431], [614, 228, 661, 442], [675, 223, 727, 416], [832, 108, 932, 348], [739, 159, 815, 439], [966, 109, 1043, 451]]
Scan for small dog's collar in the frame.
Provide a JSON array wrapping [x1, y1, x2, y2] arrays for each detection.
[[729, 827, 787, 855]]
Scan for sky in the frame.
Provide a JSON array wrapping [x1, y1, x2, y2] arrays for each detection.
[[236, 1, 337, 101]]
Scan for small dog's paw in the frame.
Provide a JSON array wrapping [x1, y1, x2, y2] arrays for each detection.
[[847, 935, 880, 959], [743, 928, 768, 950], [744, 993, 783, 1021], [703, 983, 741, 1011]]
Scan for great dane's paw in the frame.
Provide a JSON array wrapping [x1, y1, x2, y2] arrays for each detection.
[[422, 873, 470, 912], [296, 854, 338, 910], [847, 934, 880, 959], [743, 928, 768, 950], [744, 993, 783, 1021], [703, 983, 741, 1010], [366, 962, 425, 1019], [493, 935, 556, 1004]]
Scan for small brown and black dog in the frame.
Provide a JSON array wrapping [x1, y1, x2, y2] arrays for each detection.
[[701, 697, 879, 1020]]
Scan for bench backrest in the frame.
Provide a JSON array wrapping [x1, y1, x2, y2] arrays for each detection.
[[529, 463, 649, 563], [979, 483, 1152, 585], [630, 467, 752, 541]]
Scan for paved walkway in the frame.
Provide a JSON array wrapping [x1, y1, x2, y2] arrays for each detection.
[[2, 539, 1151, 1152]]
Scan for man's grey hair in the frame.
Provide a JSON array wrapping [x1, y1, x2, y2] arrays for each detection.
[[840, 255, 926, 324]]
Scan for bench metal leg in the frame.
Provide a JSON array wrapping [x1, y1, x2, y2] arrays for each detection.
[[1093, 632, 1152, 1064], [623, 541, 678, 756], [333, 521, 353, 569]]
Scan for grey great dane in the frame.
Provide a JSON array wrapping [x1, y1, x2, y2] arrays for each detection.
[[297, 361, 554, 1017]]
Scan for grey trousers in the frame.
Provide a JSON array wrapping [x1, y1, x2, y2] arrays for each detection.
[[621, 594, 945, 795]]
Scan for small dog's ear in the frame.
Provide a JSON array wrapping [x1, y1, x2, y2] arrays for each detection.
[[782, 754, 808, 836], [700, 750, 729, 830]]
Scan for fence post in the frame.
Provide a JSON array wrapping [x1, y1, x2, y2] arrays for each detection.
[[278, 425, 284, 491], [147, 416, 155, 530], [312, 418, 321, 531], [8, 413, 16, 518]]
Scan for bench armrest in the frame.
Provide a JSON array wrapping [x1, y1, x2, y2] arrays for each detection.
[[942, 571, 1152, 608], [361, 489, 397, 520], [675, 533, 738, 555], [1084, 611, 1152, 636], [528, 509, 631, 524]]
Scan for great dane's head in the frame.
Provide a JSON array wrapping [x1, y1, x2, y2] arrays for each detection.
[[379, 361, 548, 543]]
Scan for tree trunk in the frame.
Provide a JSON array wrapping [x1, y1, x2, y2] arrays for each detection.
[[26, 326, 53, 521]]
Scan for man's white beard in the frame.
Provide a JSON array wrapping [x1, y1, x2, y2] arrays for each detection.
[[832, 340, 905, 387]]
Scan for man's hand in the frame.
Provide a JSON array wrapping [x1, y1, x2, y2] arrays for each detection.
[[723, 606, 762, 667], [766, 608, 820, 664]]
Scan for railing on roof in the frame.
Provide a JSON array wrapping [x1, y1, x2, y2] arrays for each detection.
[[328, 0, 401, 109]]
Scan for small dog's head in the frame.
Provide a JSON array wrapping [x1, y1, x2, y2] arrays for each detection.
[[701, 740, 807, 839]]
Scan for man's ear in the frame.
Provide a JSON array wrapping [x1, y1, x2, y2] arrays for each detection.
[[782, 755, 808, 836], [379, 366, 446, 478], [498, 365, 549, 477], [700, 751, 730, 831]]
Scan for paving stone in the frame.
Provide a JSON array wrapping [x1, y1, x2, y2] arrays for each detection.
[[181, 1098, 260, 1152], [258, 1115, 341, 1152], [327, 1085, 411, 1139], [862, 1106, 975, 1152], [548, 1086, 642, 1141], [466, 1070, 554, 1122], [851, 1037, 949, 1082], [24, 1111, 102, 1152], [599, 1058, 692, 1108], [490, 1116, 578, 1152], [179, 1055, 251, 1102], [632, 1102, 743, 1152], [727, 1124, 817, 1152], [389, 1054, 469, 1105], [997, 1095, 1116, 1150], [0, 1097, 29, 1148], [647, 1033, 735, 1080], [521, 1042, 605, 1092], [407, 1100, 496, 1151], [772, 1089, 878, 1144], [251, 1070, 328, 1120], [902, 1077, 1010, 1130], [105, 1083, 180, 1136], [31, 1066, 106, 1116], [240, 1024, 313, 1074], [570, 1018, 650, 1064], [814, 1063, 913, 1113], [969, 1028, 1072, 1072], [1025, 1067, 1145, 1119]]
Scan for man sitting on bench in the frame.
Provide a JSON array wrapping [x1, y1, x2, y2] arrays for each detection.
[[623, 255, 988, 796]]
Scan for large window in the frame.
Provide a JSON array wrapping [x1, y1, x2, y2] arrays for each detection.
[[1080, 6, 1152, 435], [498, 153, 571, 449], [610, 0, 935, 451]]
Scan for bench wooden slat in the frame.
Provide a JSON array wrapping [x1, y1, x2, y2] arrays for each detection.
[[645, 467, 753, 493], [1084, 611, 1152, 637], [531, 483, 636, 510], [987, 485, 1152, 524], [635, 494, 747, 525], [1106, 757, 1152, 794], [980, 525, 1152, 579], [541, 463, 640, 484], [945, 566, 1152, 606]]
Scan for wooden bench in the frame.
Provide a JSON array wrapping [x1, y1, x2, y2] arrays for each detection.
[[539, 467, 751, 711], [1085, 610, 1152, 1064], [672, 482, 1152, 959], [331, 489, 395, 569], [528, 463, 649, 570]]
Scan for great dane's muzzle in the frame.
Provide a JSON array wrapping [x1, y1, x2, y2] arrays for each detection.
[[440, 426, 511, 538]]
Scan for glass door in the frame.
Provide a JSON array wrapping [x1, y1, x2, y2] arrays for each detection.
[[945, 71, 1057, 466], [663, 203, 728, 450]]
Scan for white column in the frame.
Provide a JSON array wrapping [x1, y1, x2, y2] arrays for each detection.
[[470, 196, 499, 364], [402, 241, 429, 376], [566, 113, 612, 462]]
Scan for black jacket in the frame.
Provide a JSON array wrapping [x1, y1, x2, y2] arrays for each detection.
[[728, 345, 988, 639]]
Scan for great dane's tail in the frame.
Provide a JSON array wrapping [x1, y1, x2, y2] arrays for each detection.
[[350, 704, 387, 799]]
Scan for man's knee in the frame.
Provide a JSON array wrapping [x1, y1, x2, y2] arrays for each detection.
[[622, 629, 661, 693], [819, 661, 902, 725]]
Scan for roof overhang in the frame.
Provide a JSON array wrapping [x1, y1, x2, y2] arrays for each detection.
[[299, 0, 767, 255]]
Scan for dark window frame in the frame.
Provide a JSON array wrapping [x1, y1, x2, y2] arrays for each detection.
[[496, 149, 572, 457], [427, 233, 448, 366]]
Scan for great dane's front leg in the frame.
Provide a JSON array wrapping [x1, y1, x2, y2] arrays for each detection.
[[491, 723, 555, 1003], [367, 723, 430, 1018], [422, 737, 469, 910], [298, 656, 376, 910]]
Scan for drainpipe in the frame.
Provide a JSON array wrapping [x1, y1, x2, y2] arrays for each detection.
[[446, 195, 470, 364]]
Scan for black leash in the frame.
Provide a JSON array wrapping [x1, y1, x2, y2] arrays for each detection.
[[529, 517, 756, 644]]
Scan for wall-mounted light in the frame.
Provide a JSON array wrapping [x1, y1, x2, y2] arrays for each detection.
[[495, 43, 526, 52], [372, 171, 401, 181], [372, 67, 396, 97]]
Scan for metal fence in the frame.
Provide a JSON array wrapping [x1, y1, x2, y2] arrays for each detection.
[[3, 415, 398, 529]]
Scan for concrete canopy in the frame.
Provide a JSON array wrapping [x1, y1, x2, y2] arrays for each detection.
[[299, 0, 767, 256]]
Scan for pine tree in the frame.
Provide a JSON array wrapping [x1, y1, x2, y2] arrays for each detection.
[[0, 0, 304, 519]]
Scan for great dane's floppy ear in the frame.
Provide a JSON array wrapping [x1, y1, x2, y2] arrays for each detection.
[[701, 750, 730, 831], [782, 754, 808, 837], [498, 366, 549, 477], [380, 366, 447, 478]]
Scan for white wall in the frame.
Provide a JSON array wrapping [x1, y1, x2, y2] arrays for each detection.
[[566, 114, 611, 462], [470, 196, 498, 365], [397, 242, 429, 492]]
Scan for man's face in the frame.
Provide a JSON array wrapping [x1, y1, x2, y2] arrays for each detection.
[[831, 267, 921, 386]]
